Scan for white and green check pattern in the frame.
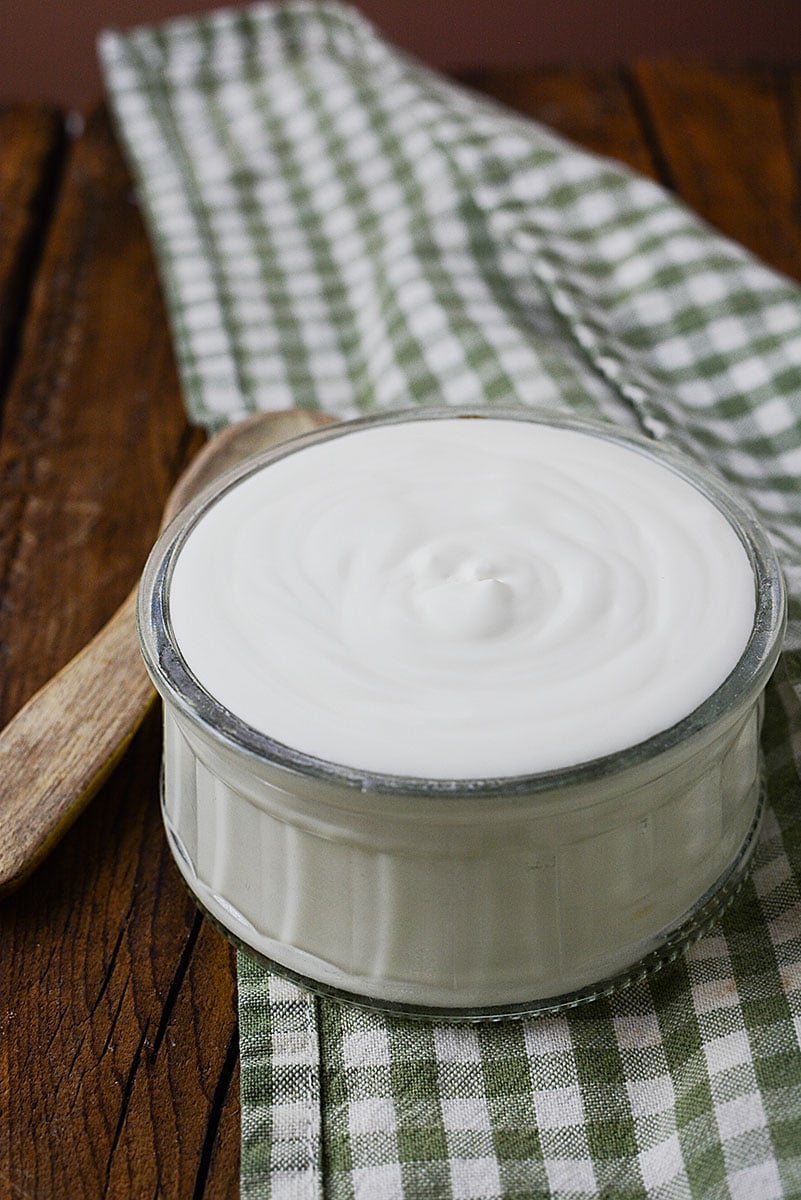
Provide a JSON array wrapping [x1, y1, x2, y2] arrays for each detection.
[[101, 4, 801, 1196]]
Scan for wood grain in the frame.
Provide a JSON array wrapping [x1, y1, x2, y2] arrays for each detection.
[[0, 105, 65, 395], [0, 106, 234, 1198], [0, 68, 799, 1198], [631, 63, 801, 279], [0, 108, 201, 725]]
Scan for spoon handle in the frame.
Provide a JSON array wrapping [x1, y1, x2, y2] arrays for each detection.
[[0, 586, 151, 896]]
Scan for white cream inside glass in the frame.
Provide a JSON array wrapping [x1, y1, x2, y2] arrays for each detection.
[[144, 412, 780, 1014], [168, 419, 755, 780]]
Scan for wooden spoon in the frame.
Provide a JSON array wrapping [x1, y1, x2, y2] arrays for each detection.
[[0, 408, 333, 896]]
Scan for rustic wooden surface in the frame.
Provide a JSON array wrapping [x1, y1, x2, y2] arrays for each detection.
[[0, 65, 799, 1198]]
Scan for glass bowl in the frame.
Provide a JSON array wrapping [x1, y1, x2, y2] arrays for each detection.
[[138, 408, 786, 1018]]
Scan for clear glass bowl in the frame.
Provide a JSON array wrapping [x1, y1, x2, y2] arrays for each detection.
[[138, 408, 786, 1019]]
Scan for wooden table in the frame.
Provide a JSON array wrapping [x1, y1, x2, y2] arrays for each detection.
[[1, 64, 800, 1198]]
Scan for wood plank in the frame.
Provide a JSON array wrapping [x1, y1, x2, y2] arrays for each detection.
[[2, 709, 239, 1198], [0, 105, 65, 397], [0, 105, 237, 1198], [779, 69, 801, 272], [630, 62, 801, 280], [0, 108, 202, 724]]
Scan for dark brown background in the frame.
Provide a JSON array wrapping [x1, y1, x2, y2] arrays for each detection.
[[5, 0, 801, 108]]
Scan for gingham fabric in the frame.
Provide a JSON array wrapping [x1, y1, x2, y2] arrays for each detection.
[[100, 4, 801, 1196]]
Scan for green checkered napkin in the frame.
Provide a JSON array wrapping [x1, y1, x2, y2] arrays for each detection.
[[100, 4, 801, 1196]]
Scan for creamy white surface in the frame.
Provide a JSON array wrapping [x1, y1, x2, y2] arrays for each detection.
[[168, 418, 756, 778]]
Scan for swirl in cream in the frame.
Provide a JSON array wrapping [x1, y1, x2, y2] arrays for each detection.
[[168, 417, 756, 778]]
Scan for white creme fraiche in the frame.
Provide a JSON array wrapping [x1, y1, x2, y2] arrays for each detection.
[[168, 417, 756, 778]]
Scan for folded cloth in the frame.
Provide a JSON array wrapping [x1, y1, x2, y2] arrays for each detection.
[[100, 4, 801, 1196]]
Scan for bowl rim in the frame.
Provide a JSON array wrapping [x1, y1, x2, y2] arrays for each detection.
[[138, 406, 787, 799]]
